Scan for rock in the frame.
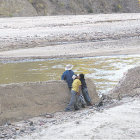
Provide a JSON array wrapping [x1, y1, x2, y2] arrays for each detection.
[[75, 121, 80, 124], [109, 66, 140, 99], [15, 127, 20, 130], [12, 136, 16, 139], [6, 122, 11, 126], [45, 113, 54, 118], [0, 135, 5, 138], [0, 79, 99, 125], [20, 129, 25, 133], [29, 121, 34, 126], [30, 127, 36, 131]]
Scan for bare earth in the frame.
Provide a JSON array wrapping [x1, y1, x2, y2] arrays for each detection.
[[15, 96, 140, 139], [0, 13, 140, 60]]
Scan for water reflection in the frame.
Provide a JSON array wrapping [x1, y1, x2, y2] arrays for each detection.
[[0, 55, 140, 94]]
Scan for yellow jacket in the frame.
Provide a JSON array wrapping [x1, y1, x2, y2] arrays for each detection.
[[72, 79, 81, 93]]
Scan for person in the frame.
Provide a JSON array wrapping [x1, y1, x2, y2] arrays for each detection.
[[65, 75, 81, 111], [79, 73, 92, 106], [61, 64, 75, 90], [76, 74, 86, 108]]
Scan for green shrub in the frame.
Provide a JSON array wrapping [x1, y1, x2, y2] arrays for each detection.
[[87, 7, 93, 13]]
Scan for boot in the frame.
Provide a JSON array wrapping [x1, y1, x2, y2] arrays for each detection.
[[87, 102, 93, 106], [74, 105, 79, 111], [81, 104, 85, 108]]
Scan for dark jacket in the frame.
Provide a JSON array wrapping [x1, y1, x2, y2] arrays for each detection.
[[61, 70, 74, 88], [80, 78, 87, 89]]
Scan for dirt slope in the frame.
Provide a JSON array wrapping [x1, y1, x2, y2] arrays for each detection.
[[0, 0, 139, 17]]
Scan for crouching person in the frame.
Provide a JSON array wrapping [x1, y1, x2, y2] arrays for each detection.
[[79, 74, 92, 106], [65, 75, 81, 111]]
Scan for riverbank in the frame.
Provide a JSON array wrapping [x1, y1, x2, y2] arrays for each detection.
[[0, 37, 140, 60], [0, 13, 140, 60], [0, 95, 139, 139]]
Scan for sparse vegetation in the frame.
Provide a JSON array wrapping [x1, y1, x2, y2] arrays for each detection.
[[27, 0, 47, 15], [0, 0, 139, 17], [87, 6, 93, 13], [118, 4, 122, 9], [9, 13, 13, 17]]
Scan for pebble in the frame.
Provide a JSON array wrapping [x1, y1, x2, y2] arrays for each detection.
[[20, 129, 25, 133], [30, 127, 36, 131], [45, 114, 54, 118], [0, 135, 5, 138], [75, 121, 80, 124], [29, 121, 34, 126]]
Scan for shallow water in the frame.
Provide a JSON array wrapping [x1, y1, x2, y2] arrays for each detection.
[[0, 55, 140, 94]]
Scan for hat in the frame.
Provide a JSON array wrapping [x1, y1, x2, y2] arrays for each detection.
[[65, 64, 73, 70], [72, 75, 77, 80]]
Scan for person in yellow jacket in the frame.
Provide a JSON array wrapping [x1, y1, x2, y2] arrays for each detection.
[[65, 74, 82, 111]]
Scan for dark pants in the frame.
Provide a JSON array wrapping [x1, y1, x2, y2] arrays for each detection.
[[82, 88, 91, 104]]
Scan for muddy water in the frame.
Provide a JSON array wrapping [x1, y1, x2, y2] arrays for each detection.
[[0, 55, 140, 94]]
